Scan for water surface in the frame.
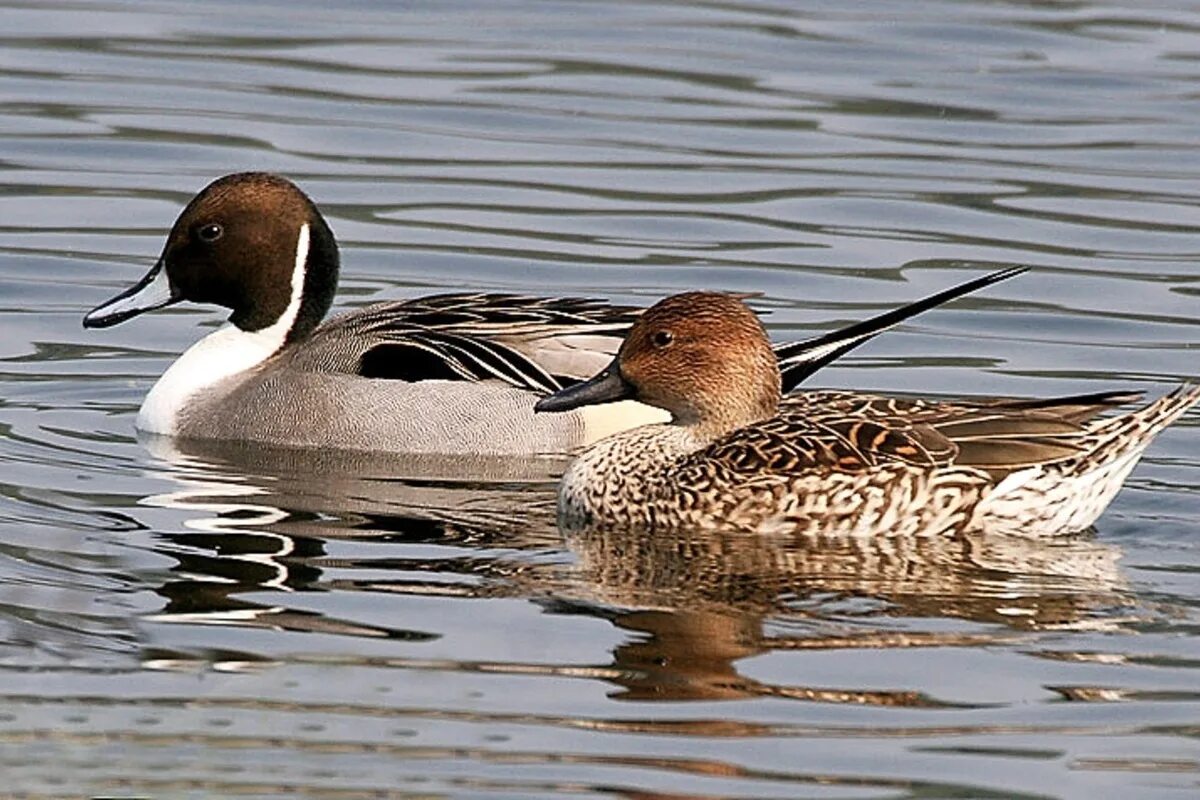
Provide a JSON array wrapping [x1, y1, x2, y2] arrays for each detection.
[[2, 1, 1199, 797]]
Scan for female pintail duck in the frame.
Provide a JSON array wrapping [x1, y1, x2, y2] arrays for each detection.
[[83, 172, 1022, 455], [536, 291, 1199, 536]]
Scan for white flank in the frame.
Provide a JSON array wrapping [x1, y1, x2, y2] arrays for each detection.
[[137, 223, 311, 434]]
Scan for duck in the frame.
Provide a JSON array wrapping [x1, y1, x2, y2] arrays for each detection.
[[534, 291, 1199, 536], [83, 171, 1023, 456]]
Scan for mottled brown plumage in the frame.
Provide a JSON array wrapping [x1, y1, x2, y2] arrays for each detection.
[[538, 292, 1199, 536]]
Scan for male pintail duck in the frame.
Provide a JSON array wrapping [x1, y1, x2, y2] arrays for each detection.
[[536, 291, 1199, 536], [83, 172, 1022, 455]]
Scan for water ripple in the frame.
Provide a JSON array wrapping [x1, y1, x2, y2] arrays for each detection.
[[2, 0, 1199, 796]]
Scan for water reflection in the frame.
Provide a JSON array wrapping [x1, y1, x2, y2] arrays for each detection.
[[146, 440, 559, 536], [555, 524, 1127, 703], [137, 437, 562, 655], [133, 438, 1131, 706], [5, 0, 1200, 794]]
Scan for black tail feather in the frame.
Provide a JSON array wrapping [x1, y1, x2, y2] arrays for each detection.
[[979, 390, 1144, 424], [774, 265, 1028, 393]]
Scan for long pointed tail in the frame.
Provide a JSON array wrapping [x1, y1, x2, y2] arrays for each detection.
[[774, 265, 1027, 393], [1082, 384, 1200, 462], [976, 385, 1200, 536]]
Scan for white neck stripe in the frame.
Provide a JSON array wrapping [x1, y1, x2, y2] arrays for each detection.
[[136, 223, 311, 435], [247, 221, 309, 338]]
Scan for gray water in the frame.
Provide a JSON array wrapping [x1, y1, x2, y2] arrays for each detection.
[[2, 1, 1199, 797]]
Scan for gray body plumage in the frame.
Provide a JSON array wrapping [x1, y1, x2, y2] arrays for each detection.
[[181, 368, 586, 454], [170, 295, 640, 454], [163, 287, 992, 455], [81, 171, 1031, 457]]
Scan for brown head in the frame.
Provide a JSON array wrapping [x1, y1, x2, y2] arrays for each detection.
[[83, 172, 339, 343], [536, 292, 781, 435]]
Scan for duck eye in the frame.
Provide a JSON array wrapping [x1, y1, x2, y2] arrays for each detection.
[[197, 223, 224, 243], [652, 330, 674, 348]]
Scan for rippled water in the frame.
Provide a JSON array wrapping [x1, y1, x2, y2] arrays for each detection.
[[2, 0, 1199, 796]]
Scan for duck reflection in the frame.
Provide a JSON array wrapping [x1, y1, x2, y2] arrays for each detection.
[[137, 435, 562, 649], [556, 525, 1126, 701], [135, 434, 1129, 703]]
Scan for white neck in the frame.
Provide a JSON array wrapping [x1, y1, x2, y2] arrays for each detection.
[[137, 223, 310, 435], [579, 399, 671, 445]]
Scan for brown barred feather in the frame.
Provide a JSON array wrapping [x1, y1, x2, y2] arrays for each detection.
[[548, 292, 1199, 538], [558, 384, 1200, 537]]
